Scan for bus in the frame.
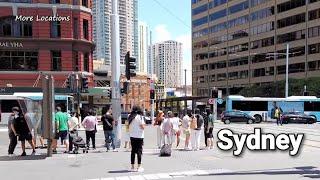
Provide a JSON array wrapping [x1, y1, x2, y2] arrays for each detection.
[[13, 92, 74, 113], [226, 95, 320, 122]]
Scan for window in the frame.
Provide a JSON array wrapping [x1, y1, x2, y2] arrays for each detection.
[[309, 8, 320, 21], [51, 21, 61, 38], [0, 51, 38, 71], [192, 16, 208, 27], [251, 0, 270, 7], [51, 0, 60, 3], [277, 46, 305, 58], [232, 101, 268, 111], [253, 68, 266, 77], [309, 43, 320, 54], [73, 51, 79, 71], [209, 0, 227, 8], [73, 18, 78, 39], [304, 102, 320, 111], [217, 73, 227, 81], [20, 21, 32, 37], [83, 19, 89, 40], [250, 37, 274, 49], [229, 1, 249, 14], [192, 4, 208, 15], [250, 22, 274, 35], [83, 53, 89, 72], [250, 7, 274, 21], [82, 0, 88, 7], [277, 0, 306, 13], [277, 13, 305, 28], [277, 30, 306, 44], [228, 72, 239, 80], [229, 57, 249, 67], [228, 15, 249, 28], [51, 51, 61, 71], [209, 9, 227, 22], [289, 63, 305, 73]]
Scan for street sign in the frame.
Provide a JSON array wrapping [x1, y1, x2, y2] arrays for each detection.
[[208, 98, 215, 104], [217, 98, 223, 104]]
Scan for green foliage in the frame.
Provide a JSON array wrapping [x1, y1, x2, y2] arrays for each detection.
[[238, 78, 320, 97]]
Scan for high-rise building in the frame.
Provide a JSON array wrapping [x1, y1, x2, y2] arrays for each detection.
[[92, 0, 138, 68], [149, 40, 182, 88], [192, 0, 320, 96], [138, 21, 148, 73], [0, 0, 95, 87]]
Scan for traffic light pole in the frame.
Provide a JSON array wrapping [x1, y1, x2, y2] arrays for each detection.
[[111, 0, 122, 148]]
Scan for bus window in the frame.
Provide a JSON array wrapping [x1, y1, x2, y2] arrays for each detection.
[[304, 102, 320, 111], [1, 100, 20, 113], [232, 101, 268, 111]]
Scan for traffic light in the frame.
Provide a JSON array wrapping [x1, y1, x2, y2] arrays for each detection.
[[66, 76, 71, 90], [211, 89, 218, 98], [125, 51, 136, 80], [121, 82, 129, 95], [82, 77, 89, 92], [150, 89, 155, 99]]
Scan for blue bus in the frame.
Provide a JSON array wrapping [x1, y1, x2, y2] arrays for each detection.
[[226, 95, 320, 122]]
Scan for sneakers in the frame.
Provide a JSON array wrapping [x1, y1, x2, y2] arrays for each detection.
[[8, 153, 16, 157], [52, 150, 57, 154], [21, 152, 26, 156], [113, 149, 118, 152], [137, 167, 144, 172]]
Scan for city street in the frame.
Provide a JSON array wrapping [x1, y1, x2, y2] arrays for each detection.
[[0, 121, 319, 180]]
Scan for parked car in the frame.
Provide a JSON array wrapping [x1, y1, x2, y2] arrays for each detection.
[[221, 111, 256, 124], [281, 112, 317, 124]]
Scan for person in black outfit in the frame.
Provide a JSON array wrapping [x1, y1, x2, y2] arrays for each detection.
[[11, 107, 36, 156], [8, 107, 18, 156], [101, 108, 116, 151], [203, 110, 209, 148]]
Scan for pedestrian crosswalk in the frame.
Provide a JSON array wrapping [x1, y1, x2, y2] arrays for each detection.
[[86, 169, 233, 180]]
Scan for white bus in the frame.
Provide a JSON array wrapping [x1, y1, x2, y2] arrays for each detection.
[[226, 95, 320, 122]]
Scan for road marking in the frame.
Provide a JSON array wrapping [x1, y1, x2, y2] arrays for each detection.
[[86, 169, 232, 180], [0, 128, 8, 132]]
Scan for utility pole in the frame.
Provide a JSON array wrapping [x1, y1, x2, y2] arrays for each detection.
[[285, 43, 289, 98], [150, 31, 155, 124], [111, 0, 122, 148]]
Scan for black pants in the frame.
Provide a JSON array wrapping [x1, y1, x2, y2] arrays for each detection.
[[204, 127, 208, 147], [130, 137, 143, 165], [277, 117, 282, 125], [85, 130, 96, 149], [8, 132, 17, 154]]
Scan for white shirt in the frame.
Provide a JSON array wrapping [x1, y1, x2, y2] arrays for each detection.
[[171, 117, 180, 131], [182, 115, 190, 129], [69, 116, 79, 130], [129, 115, 145, 138]]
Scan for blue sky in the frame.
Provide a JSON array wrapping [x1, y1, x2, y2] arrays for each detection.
[[138, 0, 192, 85]]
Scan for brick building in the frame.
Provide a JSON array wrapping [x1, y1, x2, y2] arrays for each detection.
[[0, 0, 94, 87]]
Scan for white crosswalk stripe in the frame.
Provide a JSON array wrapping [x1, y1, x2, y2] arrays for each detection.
[[87, 169, 232, 180]]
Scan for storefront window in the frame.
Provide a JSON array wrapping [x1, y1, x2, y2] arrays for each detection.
[[0, 51, 38, 71], [51, 51, 61, 71]]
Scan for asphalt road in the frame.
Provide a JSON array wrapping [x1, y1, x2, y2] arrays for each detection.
[[0, 121, 319, 180]]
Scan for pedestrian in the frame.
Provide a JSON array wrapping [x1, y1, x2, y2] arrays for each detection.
[[10, 107, 36, 156], [101, 108, 116, 152], [8, 107, 18, 156], [52, 106, 70, 153], [162, 111, 173, 146], [275, 106, 283, 126], [203, 110, 209, 148], [182, 110, 192, 150], [206, 109, 214, 149], [68, 112, 80, 152], [128, 106, 145, 172], [154, 110, 164, 148], [82, 110, 98, 150], [172, 112, 181, 148], [191, 108, 204, 151]]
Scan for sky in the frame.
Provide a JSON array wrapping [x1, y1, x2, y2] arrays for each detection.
[[138, 0, 192, 85]]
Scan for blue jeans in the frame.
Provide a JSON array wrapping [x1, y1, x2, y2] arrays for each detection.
[[104, 130, 115, 150]]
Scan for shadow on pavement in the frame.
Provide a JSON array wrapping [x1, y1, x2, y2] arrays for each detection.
[[198, 166, 320, 179], [108, 170, 132, 173], [0, 154, 47, 161]]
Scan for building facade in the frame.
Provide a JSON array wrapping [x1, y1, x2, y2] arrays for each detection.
[[0, 0, 95, 87], [92, 0, 138, 68], [149, 40, 182, 88], [192, 0, 320, 96], [138, 21, 148, 73]]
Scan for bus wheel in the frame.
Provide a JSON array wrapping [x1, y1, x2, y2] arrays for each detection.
[[224, 119, 231, 124], [254, 115, 262, 123]]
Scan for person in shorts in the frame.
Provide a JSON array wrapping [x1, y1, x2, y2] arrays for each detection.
[[182, 110, 192, 150], [11, 107, 36, 156], [52, 106, 69, 153]]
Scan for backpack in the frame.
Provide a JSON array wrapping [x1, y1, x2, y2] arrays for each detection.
[[190, 117, 197, 129], [162, 119, 172, 134]]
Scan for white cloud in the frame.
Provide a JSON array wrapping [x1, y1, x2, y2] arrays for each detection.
[[154, 24, 171, 43]]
